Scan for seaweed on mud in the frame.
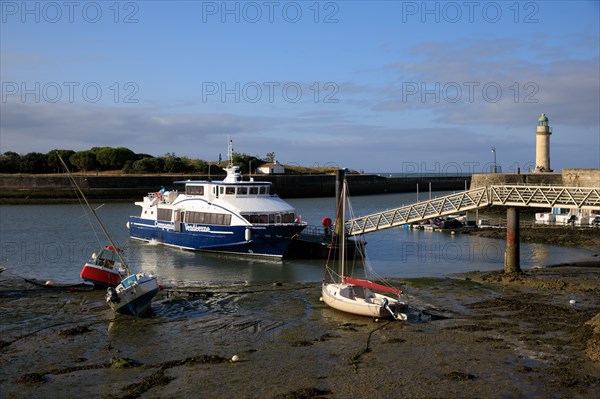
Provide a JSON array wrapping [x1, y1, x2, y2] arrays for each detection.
[[16, 372, 47, 384], [545, 364, 600, 389], [444, 371, 476, 381], [291, 340, 314, 347], [272, 387, 331, 399], [468, 295, 581, 321], [314, 333, 338, 342], [48, 364, 109, 374], [59, 325, 91, 337], [158, 354, 227, 368], [109, 369, 174, 399], [292, 333, 338, 347], [338, 322, 366, 331], [444, 324, 494, 332], [384, 337, 406, 344], [110, 356, 142, 369]]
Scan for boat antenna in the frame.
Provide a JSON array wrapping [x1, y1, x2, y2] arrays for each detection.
[[56, 152, 131, 275], [228, 138, 234, 168]]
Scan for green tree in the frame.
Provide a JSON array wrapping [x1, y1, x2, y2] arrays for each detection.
[[0, 152, 21, 173], [232, 152, 264, 174], [162, 153, 190, 173], [265, 152, 275, 162], [69, 151, 97, 172], [192, 159, 209, 173], [95, 147, 135, 170], [131, 157, 164, 173], [20, 152, 50, 173], [47, 150, 75, 172]]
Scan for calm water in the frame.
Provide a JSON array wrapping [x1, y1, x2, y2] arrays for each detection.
[[0, 192, 595, 286]]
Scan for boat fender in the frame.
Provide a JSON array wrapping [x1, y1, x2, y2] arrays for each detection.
[[245, 228, 251, 242], [106, 287, 120, 304]]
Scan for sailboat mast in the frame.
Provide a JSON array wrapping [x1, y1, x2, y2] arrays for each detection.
[[340, 178, 346, 279], [56, 153, 131, 274]]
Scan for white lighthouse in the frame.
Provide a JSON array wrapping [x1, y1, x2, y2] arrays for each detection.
[[535, 113, 552, 172]]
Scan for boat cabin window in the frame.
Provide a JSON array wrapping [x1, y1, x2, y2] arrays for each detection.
[[241, 212, 294, 224], [225, 186, 235, 195], [157, 208, 173, 221], [186, 185, 204, 196], [260, 186, 268, 195], [185, 211, 231, 226], [249, 187, 259, 195], [237, 187, 248, 195]]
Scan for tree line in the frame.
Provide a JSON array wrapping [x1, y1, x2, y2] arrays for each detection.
[[0, 147, 270, 175]]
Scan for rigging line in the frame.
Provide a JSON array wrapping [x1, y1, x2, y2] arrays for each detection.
[[73, 181, 104, 248], [56, 153, 131, 275]]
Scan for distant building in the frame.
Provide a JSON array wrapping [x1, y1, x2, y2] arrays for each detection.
[[256, 161, 285, 174]]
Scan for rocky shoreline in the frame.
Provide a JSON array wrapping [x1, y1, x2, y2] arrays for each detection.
[[1, 265, 599, 398], [460, 225, 600, 251]]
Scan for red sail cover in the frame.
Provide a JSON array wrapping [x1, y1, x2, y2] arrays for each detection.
[[343, 277, 402, 295]]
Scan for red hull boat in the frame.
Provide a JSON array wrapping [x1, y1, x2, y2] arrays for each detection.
[[80, 246, 127, 288]]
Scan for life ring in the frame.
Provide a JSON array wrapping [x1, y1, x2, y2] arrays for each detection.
[[154, 192, 163, 200]]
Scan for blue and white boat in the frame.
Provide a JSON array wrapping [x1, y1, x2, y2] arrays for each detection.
[[127, 143, 306, 258], [106, 272, 159, 317]]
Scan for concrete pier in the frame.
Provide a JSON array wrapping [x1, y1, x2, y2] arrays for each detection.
[[505, 206, 521, 273]]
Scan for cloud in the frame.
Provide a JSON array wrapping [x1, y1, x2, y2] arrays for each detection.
[[0, 100, 279, 158], [370, 37, 600, 128]]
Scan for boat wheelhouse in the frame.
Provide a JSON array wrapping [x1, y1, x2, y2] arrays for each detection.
[[127, 146, 306, 258], [80, 246, 127, 288]]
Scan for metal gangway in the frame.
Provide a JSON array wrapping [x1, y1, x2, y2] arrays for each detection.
[[347, 185, 600, 236]]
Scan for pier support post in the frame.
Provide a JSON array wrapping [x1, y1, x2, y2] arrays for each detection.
[[505, 206, 521, 273]]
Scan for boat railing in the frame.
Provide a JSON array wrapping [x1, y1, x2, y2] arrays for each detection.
[[296, 224, 332, 243], [146, 190, 178, 204]]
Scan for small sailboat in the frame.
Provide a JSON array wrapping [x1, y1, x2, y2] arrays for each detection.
[[57, 153, 159, 317], [106, 272, 160, 317], [80, 245, 127, 288], [322, 177, 407, 320]]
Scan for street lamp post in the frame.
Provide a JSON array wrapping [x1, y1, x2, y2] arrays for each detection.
[[491, 147, 497, 173]]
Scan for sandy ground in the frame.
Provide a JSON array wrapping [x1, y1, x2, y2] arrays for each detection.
[[1, 264, 600, 399]]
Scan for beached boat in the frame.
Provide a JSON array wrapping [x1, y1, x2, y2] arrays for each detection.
[[106, 272, 159, 317], [321, 177, 407, 320], [80, 246, 127, 288], [127, 140, 306, 258], [57, 153, 159, 317]]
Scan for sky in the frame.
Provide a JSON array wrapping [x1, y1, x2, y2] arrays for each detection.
[[1, 0, 599, 173]]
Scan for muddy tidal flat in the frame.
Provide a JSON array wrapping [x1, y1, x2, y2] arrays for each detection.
[[1, 267, 600, 399]]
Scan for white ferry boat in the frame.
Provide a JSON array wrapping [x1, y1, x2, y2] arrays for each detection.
[[127, 144, 306, 257]]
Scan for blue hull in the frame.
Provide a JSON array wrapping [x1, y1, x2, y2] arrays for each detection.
[[128, 217, 305, 257], [117, 288, 159, 317]]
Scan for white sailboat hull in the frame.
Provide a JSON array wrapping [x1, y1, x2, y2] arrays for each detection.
[[106, 273, 159, 317], [322, 283, 407, 320]]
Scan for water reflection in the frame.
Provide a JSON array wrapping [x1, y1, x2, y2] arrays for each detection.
[[128, 239, 325, 287], [1, 199, 596, 285]]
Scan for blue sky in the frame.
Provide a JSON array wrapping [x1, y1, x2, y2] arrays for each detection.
[[1, 0, 599, 173]]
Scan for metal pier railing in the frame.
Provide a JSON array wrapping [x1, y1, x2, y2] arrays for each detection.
[[347, 185, 600, 236]]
